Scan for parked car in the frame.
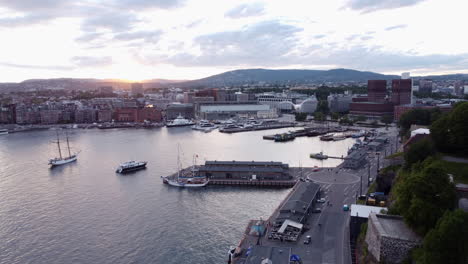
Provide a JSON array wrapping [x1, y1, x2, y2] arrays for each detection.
[[343, 204, 349, 211], [304, 235, 312, 244], [317, 198, 326, 203]]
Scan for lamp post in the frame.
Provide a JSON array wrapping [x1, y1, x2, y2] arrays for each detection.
[[368, 162, 371, 187]]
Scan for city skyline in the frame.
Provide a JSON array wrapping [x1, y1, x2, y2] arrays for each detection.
[[1, 0, 468, 82]]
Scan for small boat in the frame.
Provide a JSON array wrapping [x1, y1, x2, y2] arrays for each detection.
[[192, 120, 217, 132], [310, 152, 328, 160], [274, 132, 295, 142], [166, 114, 194, 127], [0, 129, 8, 135], [116, 161, 147, 173], [49, 130, 79, 167]]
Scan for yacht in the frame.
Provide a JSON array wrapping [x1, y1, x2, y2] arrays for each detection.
[[166, 114, 194, 127], [116, 161, 147, 173], [192, 120, 217, 132], [49, 130, 79, 167]]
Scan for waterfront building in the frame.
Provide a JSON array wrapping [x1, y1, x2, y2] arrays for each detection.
[[197, 161, 291, 180], [40, 110, 61, 124], [257, 92, 309, 109], [275, 182, 320, 224], [75, 108, 97, 123], [350, 80, 394, 118], [296, 96, 318, 113], [198, 104, 271, 120], [166, 103, 194, 120], [114, 106, 162, 122], [327, 93, 353, 113], [343, 151, 366, 169], [97, 109, 113, 122], [0, 104, 16, 124]]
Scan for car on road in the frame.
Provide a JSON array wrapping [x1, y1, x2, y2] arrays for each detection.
[[312, 208, 322, 213], [317, 198, 326, 203], [304, 235, 312, 244], [343, 204, 349, 211]]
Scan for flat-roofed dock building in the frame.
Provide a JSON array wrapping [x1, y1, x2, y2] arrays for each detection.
[[198, 161, 291, 180]]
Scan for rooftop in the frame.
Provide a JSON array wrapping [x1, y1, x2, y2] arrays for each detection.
[[370, 213, 421, 242], [200, 104, 270, 112], [350, 204, 387, 218], [243, 246, 292, 264]]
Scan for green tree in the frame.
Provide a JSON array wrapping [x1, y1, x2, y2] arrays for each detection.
[[414, 210, 468, 264], [381, 115, 393, 125], [330, 112, 340, 121], [430, 102, 468, 154], [313, 112, 325, 121], [295, 112, 307, 122], [399, 108, 442, 136], [404, 138, 436, 168], [392, 162, 457, 235], [316, 100, 329, 114]]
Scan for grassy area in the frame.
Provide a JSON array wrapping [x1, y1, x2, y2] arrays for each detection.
[[430, 159, 468, 184], [367, 181, 377, 194]]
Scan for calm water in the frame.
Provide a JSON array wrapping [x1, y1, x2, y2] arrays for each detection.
[[0, 127, 355, 264]]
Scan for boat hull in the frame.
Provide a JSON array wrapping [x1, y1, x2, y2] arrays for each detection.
[[163, 178, 209, 187], [116, 163, 147, 173], [49, 155, 77, 166], [166, 123, 194, 127]]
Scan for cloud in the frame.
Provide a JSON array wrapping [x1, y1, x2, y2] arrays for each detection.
[[143, 20, 303, 67], [81, 12, 140, 32], [0, 62, 73, 70], [314, 34, 326, 39], [71, 56, 113, 67], [0, 0, 69, 12], [385, 24, 407, 31], [345, 0, 426, 13], [112, 0, 186, 10], [225, 3, 265, 18], [0, 14, 53, 27], [114, 30, 163, 42]]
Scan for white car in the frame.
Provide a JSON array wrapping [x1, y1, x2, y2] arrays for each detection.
[[317, 198, 326, 203]]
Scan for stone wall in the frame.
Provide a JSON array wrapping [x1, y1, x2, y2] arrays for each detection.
[[365, 214, 382, 260], [380, 236, 420, 263]]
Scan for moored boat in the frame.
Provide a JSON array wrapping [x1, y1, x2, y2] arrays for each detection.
[[166, 114, 194, 127], [310, 152, 328, 160], [49, 130, 79, 167]]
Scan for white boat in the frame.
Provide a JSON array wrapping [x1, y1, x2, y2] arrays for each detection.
[[166, 114, 194, 127], [191, 120, 217, 132], [49, 130, 79, 167], [162, 147, 209, 187], [0, 129, 8, 135], [116, 161, 147, 173]]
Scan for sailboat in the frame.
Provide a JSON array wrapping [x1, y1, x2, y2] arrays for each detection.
[[49, 130, 78, 166], [162, 146, 209, 187]]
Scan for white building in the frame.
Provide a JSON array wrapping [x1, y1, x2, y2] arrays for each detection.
[[296, 96, 318, 113], [327, 93, 353, 113], [199, 104, 271, 120]]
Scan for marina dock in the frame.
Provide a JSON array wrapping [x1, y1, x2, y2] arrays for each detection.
[[220, 122, 296, 133]]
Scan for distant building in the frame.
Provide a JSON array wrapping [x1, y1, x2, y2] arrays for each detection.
[[296, 96, 318, 113], [131, 83, 144, 96], [328, 93, 353, 112], [97, 109, 113, 122], [235, 92, 249, 102], [343, 151, 366, 169], [418, 79, 433, 93], [0, 104, 16, 124], [401, 72, 410, 79], [391, 79, 412, 106], [183, 92, 195, 103], [40, 110, 61, 124], [165, 103, 194, 120], [197, 161, 291, 180], [113, 106, 162, 122], [75, 109, 97, 123], [98, 86, 114, 94], [454, 81, 464, 96], [199, 103, 270, 120], [367, 80, 387, 103]]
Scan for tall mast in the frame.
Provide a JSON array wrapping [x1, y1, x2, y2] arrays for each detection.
[[65, 130, 72, 157], [177, 144, 180, 181], [56, 130, 62, 159]]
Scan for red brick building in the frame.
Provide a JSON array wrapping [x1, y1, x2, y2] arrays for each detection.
[[391, 79, 412, 106], [114, 107, 162, 122], [368, 80, 387, 103]]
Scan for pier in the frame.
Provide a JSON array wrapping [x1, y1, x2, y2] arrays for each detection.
[[220, 122, 296, 133]]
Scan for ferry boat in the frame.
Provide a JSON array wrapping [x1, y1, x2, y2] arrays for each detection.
[[0, 129, 8, 135], [49, 130, 79, 167], [310, 152, 328, 160], [116, 161, 147, 173], [166, 114, 194, 127], [162, 148, 209, 188]]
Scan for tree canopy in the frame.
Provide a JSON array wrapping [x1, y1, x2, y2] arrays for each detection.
[[392, 160, 457, 235], [404, 138, 436, 168], [430, 102, 468, 154], [414, 209, 468, 264], [398, 108, 442, 136]]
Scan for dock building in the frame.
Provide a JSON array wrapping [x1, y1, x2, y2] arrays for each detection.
[[343, 151, 367, 169], [198, 161, 291, 181]]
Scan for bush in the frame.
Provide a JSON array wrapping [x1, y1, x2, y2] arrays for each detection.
[[404, 138, 436, 168]]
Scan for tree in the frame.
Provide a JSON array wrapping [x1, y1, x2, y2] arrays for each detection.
[[295, 112, 307, 122], [414, 210, 468, 264], [399, 108, 442, 136], [430, 102, 468, 154], [392, 162, 457, 235], [381, 115, 393, 125], [316, 100, 329, 114], [354, 115, 366, 122], [330, 112, 340, 121], [404, 138, 436, 168], [313, 112, 325, 121]]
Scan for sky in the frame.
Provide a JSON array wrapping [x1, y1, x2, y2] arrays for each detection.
[[0, 0, 467, 82]]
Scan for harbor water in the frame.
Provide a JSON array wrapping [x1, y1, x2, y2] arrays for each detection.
[[0, 127, 356, 264]]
